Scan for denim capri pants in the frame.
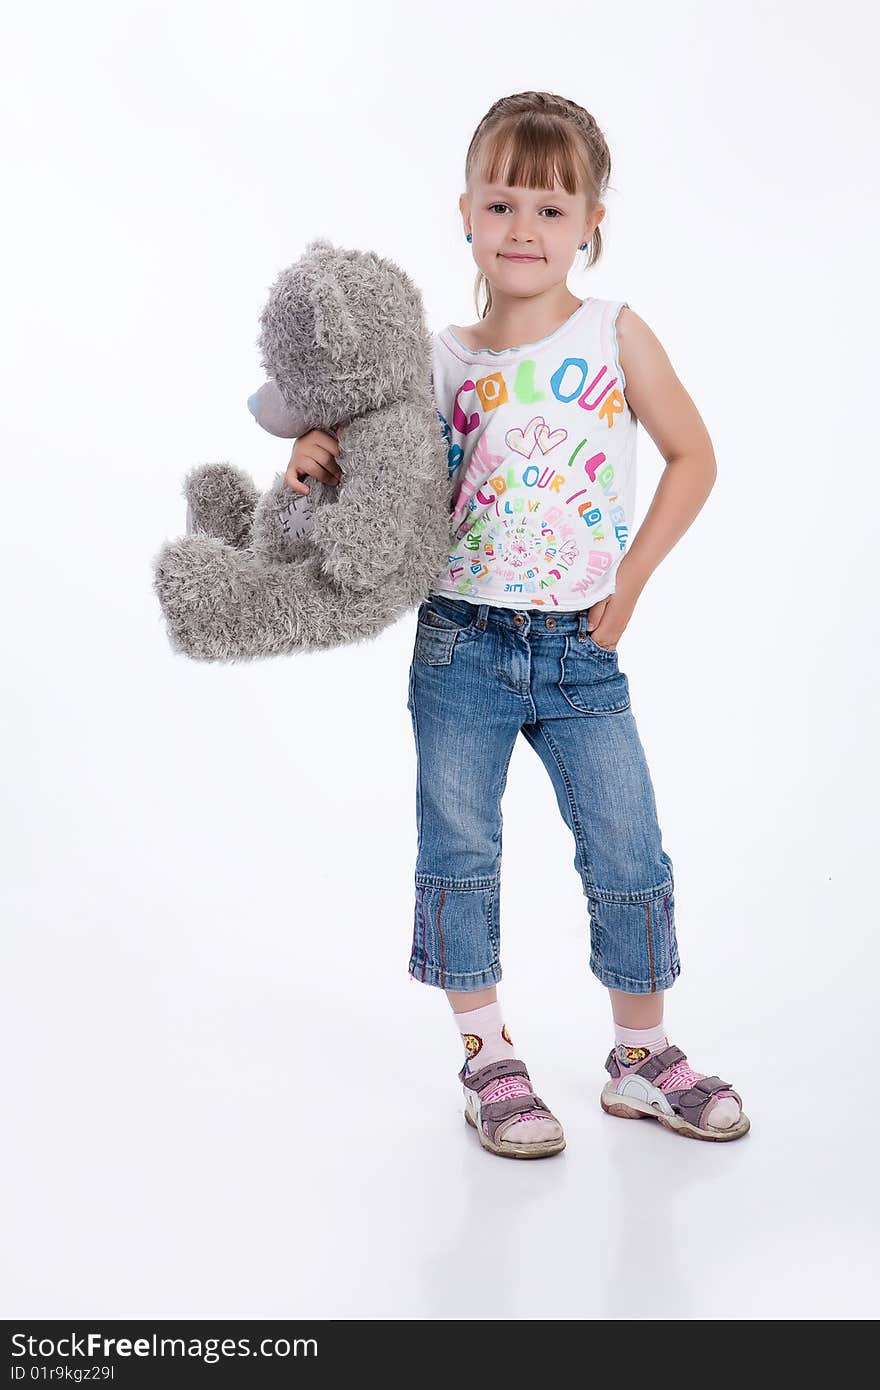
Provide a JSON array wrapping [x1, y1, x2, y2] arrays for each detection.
[[406, 594, 680, 995]]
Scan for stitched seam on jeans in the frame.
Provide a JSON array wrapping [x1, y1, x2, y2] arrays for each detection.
[[585, 895, 605, 976], [411, 963, 502, 985], [415, 873, 498, 890], [437, 887, 447, 989], [663, 893, 673, 974], [409, 898, 418, 970], [646, 899, 656, 992], [587, 880, 674, 904], [591, 961, 679, 990], [489, 877, 500, 959], [419, 885, 427, 982], [411, 658, 424, 856]]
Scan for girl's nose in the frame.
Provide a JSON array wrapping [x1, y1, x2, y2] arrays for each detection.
[[511, 221, 537, 242]]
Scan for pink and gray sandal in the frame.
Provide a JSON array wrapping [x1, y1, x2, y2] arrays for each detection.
[[459, 1057, 566, 1159], [601, 1043, 750, 1142]]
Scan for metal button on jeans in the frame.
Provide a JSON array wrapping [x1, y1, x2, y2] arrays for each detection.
[[513, 614, 525, 626], [546, 617, 557, 629]]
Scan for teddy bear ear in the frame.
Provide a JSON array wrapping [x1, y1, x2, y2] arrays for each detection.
[[305, 235, 335, 256], [311, 274, 358, 359]]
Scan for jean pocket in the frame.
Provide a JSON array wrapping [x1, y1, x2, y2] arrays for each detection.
[[419, 598, 477, 630], [419, 605, 461, 632], [414, 621, 459, 666], [414, 600, 478, 665], [558, 633, 630, 713], [583, 629, 618, 658]]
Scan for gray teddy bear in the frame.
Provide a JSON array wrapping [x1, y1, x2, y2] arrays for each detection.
[[152, 238, 453, 662]]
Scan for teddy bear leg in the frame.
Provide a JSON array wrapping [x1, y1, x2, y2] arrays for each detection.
[[183, 463, 260, 548]]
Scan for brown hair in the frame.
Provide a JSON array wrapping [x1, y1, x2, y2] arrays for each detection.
[[464, 91, 613, 318]]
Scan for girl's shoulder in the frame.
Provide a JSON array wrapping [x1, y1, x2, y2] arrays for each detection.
[[611, 303, 667, 393]]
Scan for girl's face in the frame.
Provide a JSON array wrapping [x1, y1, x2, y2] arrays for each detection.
[[461, 177, 602, 291]]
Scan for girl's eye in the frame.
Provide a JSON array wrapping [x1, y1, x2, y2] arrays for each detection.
[[488, 204, 562, 218]]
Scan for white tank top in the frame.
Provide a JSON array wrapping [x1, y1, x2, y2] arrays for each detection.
[[429, 296, 636, 610]]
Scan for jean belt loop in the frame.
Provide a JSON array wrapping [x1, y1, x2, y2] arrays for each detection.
[[477, 603, 490, 631], [578, 611, 589, 640]]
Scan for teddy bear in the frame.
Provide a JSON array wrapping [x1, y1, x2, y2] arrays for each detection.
[[152, 237, 453, 662]]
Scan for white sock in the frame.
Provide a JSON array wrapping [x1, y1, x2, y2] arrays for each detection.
[[453, 1000, 515, 1073], [614, 1021, 668, 1060], [453, 1000, 562, 1146]]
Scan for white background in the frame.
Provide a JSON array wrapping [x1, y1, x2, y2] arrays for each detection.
[[3, 0, 877, 1321]]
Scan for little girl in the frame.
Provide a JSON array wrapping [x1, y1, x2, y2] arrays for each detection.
[[406, 89, 750, 1158], [266, 91, 749, 1157]]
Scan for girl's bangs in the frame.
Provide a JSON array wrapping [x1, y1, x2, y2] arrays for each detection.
[[475, 120, 587, 195]]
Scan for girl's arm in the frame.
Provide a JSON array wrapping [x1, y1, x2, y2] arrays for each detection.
[[615, 307, 717, 598]]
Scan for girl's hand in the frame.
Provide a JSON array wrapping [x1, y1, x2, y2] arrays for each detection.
[[284, 428, 344, 496], [585, 598, 621, 649], [586, 567, 641, 650]]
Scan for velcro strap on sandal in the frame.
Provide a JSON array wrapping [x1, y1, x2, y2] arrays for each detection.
[[459, 1057, 530, 1091], [667, 1075, 735, 1128], [604, 1049, 621, 1079], [633, 1044, 686, 1083], [481, 1093, 550, 1144]]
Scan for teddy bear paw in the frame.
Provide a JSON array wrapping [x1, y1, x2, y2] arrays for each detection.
[[183, 463, 260, 547]]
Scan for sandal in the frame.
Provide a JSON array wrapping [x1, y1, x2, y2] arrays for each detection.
[[600, 1043, 750, 1142], [459, 1057, 566, 1159]]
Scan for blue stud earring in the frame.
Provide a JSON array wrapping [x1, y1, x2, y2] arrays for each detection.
[[466, 233, 472, 242], [579, 242, 588, 250]]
